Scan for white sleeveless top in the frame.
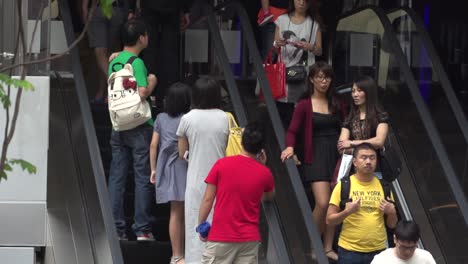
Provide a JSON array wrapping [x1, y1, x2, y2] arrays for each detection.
[[275, 14, 319, 67]]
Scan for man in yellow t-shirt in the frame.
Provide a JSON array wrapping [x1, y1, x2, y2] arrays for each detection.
[[327, 143, 398, 264]]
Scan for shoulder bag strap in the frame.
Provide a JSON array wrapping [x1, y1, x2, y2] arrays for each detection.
[[226, 112, 238, 130], [340, 176, 351, 210]]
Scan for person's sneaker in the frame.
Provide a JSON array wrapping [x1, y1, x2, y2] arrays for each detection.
[[257, 10, 274, 26], [136, 232, 155, 241]]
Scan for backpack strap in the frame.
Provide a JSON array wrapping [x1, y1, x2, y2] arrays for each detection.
[[340, 177, 394, 211], [110, 56, 138, 73], [379, 178, 394, 203], [339, 176, 352, 210], [126, 56, 137, 65]]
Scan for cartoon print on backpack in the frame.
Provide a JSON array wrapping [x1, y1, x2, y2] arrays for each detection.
[[107, 56, 151, 131]]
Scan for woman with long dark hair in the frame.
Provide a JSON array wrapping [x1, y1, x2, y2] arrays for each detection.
[[273, 0, 323, 129], [337, 76, 389, 175], [176, 77, 229, 264], [281, 61, 343, 261]]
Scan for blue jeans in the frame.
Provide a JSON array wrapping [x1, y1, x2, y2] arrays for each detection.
[[108, 124, 153, 236], [337, 247, 383, 264]]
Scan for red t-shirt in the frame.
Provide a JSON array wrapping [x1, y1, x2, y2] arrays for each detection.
[[205, 155, 275, 242]]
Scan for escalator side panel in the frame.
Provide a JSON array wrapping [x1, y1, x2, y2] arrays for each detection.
[[55, 0, 125, 263], [205, 6, 293, 264], [387, 7, 468, 199], [333, 6, 468, 263], [47, 77, 96, 264]]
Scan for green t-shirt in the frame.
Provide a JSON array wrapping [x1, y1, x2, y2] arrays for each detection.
[[108, 50, 148, 87], [108, 50, 153, 126]]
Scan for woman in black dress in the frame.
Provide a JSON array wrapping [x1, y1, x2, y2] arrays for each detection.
[[281, 61, 344, 261]]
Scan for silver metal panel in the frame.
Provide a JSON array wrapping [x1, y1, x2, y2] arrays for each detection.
[[0, 203, 46, 246], [350, 33, 375, 67], [45, 75, 118, 264], [1, 0, 17, 55], [0, 247, 35, 264], [45, 77, 96, 264]]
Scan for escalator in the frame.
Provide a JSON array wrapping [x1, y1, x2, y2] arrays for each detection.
[[331, 6, 468, 263], [192, 2, 328, 263], [387, 6, 468, 207], [52, 0, 468, 263], [186, 1, 468, 263], [52, 1, 296, 264]]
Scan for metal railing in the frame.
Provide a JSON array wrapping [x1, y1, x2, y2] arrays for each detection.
[[332, 4, 468, 227], [196, 1, 329, 263], [58, 0, 124, 263]]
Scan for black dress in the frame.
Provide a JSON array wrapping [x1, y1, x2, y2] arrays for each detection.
[[302, 112, 341, 183]]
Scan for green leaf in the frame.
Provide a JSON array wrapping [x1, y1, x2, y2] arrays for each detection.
[[0, 93, 11, 108], [99, 0, 113, 19], [0, 170, 7, 181], [0, 73, 9, 83], [9, 159, 37, 174], [4, 162, 12, 172], [10, 79, 34, 91]]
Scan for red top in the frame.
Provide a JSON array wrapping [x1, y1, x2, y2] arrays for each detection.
[[285, 98, 346, 164], [285, 99, 315, 164], [205, 155, 275, 242]]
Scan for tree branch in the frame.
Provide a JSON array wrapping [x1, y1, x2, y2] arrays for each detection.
[[0, 0, 98, 73], [0, 0, 27, 174]]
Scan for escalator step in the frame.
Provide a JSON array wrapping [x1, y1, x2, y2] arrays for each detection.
[[121, 240, 171, 264]]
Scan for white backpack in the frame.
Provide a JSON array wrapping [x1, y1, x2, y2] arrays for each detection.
[[107, 56, 151, 131]]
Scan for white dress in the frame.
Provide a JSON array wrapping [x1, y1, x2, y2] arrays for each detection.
[[176, 109, 228, 264]]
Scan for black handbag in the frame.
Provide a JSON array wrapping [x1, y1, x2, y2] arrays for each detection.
[[379, 143, 402, 182], [285, 20, 315, 83], [286, 65, 307, 83]]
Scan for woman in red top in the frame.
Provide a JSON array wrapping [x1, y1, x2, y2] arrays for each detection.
[[280, 61, 344, 261]]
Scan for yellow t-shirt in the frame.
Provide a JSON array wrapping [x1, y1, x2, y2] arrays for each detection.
[[329, 175, 392, 252]]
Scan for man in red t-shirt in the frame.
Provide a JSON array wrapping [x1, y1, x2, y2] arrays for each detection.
[[198, 123, 275, 264]]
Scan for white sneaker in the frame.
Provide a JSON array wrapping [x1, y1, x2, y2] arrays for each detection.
[[136, 232, 155, 241]]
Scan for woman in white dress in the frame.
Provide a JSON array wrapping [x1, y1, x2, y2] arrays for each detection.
[[176, 77, 229, 264], [273, 0, 323, 129]]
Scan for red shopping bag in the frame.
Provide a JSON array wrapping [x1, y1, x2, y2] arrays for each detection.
[[259, 48, 286, 100]]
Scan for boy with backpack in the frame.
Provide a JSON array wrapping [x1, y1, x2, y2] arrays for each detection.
[[107, 19, 157, 241], [327, 143, 398, 264]]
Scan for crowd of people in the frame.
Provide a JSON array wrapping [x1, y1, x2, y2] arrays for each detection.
[[79, 0, 438, 263]]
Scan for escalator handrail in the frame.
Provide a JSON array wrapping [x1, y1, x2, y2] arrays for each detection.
[[331, 5, 468, 226], [219, 2, 329, 263], [200, 1, 328, 263], [204, 4, 292, 264], [389, 6, 468, 147], [58, 1, 124, 263]]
